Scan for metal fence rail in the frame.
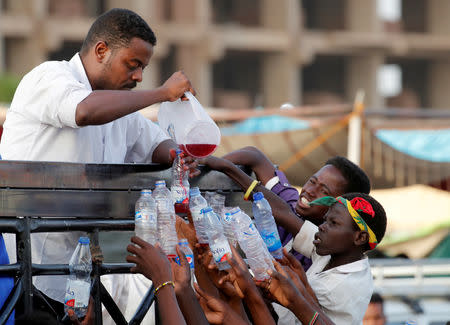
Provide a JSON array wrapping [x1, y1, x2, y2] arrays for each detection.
[[0, 161, 248, 325]]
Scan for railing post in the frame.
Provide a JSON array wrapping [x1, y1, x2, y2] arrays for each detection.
[[16, 216, 33, 316]]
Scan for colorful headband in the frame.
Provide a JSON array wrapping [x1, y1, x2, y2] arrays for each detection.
[[309, 196, 378, 249]]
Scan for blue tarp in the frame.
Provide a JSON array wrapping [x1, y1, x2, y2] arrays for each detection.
[[376, 129, 450, 163], [221, 115, 309, 135]]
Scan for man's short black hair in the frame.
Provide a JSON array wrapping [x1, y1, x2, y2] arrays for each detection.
[[342, 192, 387, 252], [325, 156, 371, 194], [80, 8, 156, 55]]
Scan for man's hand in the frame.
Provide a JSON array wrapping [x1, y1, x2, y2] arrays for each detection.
[[126, 236, 173, 287], [161, 71, 195, 102]]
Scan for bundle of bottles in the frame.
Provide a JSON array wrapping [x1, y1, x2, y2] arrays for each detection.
[[64, 149, 283, 317]]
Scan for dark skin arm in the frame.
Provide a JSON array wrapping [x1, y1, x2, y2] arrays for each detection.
[[126, 237, 187, 325], [171, 245, 209, 325], [202, 155, 303, 235], [75, 71, 195, 126], [221, 146, 276, 185]]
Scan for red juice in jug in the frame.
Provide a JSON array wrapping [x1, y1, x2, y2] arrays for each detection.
[[185, 144, 217, 158], [174, 202, 189, 214]]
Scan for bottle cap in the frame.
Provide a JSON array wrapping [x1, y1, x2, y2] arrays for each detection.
[[155, 180, 166, 187], [201, 207, 213, 214], [230, 207, 241, 215], [79, 237, 90, 245], [178, 238, 188, 245], [190, 187, 200, 197], [141, 189, 152, 195], [253, 192, 264, 201], [176, 148, 182, 155]]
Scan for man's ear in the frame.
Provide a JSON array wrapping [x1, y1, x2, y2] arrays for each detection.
[[354, 230, 369, 247], [94, 41, 110, 62]]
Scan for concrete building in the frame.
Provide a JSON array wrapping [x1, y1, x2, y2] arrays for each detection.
[[1, 0, 450, 109]]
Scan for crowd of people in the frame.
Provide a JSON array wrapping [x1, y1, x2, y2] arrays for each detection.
[[0, 8, 390, 325]]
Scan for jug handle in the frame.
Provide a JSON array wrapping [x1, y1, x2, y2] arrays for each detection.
[[184, 91, 203, 120]]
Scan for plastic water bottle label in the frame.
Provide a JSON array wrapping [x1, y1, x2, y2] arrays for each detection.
[[243, 222, 258, 237], [141, 210, 156, 223], [260, 231, 282, 252], [135, 211, 142, 220], [210, 241, 230, 264], [176, 254, 195, 269], [191, 209, 202, 222], [65, 279, 90, 309]]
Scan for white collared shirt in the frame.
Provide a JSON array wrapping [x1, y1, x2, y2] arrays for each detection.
[[292, 221, 373, 325], [1, 53, 169, 303]]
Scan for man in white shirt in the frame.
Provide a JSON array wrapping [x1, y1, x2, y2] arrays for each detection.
[[0, 8, 196, 322]]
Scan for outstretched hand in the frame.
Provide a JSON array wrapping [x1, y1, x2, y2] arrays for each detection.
[[67, 297, 94, 325], [126, 236, 173, 287], [170, 244, 192, 294]]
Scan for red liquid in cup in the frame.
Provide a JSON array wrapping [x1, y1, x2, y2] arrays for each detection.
[[184, 144, 217, 158], [174, 202, 189, 214]]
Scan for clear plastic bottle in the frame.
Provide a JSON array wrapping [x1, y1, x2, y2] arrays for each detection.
[[153, 180, 173, 213], [135, 189, 158, 245], [202, 207, 231, 270], [189, 187, 209, 246], [178, 238, 195, 286], [252, 192, 283, 259], [64, 237, 92, 318], [221, 207, 239, 247], [231, 208, 273, 280], [171, 149, 190, 214]]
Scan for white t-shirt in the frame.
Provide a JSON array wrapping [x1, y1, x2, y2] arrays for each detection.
[[292, 221, 373, 325], [0, 53, 169, 306]]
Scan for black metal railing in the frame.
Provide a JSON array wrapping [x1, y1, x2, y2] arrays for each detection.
[[0, 161, 249, 325]]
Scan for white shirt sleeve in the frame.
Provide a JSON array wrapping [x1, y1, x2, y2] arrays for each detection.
[[18, 63, 91, 129], [292, 220, 318, 258], [124, 113, 170, 163]]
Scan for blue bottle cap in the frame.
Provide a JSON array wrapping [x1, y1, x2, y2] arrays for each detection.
[[176, 149, 182, 155], [155, 180, 166, 186], [253, 192, 264, 201], [141, 189, 152, 195], [178, 238, 188, 245], [190, 187, 200, 197], [230, 207, 241, 215], [79, 237, 90, 245], [201, 207, 213, 214]]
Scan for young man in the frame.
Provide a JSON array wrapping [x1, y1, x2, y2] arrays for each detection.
[[212, 146, 371, 270], [0, 8, 196, 320]]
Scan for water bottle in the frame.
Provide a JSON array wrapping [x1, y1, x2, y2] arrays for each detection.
[[231, 208, 273, 280], [202, 207, 231, 270], [189, 187, 209, 246], [64, 237, 92, 318], [205, 192, 226, 216], [171, 149, 190, 214], [252, 192, 283, 260], [135, 189, 158, 245], [153, 180, 173, 212], [221, 207, 239, 247], [178, 238, 195, 286]]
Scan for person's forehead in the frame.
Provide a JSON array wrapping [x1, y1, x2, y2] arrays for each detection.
[[312, 164, 347, 194], [327, 203, 354, 226], [115, 37, 153, 62]]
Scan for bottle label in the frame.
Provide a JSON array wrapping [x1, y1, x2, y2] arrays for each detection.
[[210, 241, 230, 264], [172, 186, 189, 204], [260, 231, 282, 252], [140, 209, 156, 223], [191, 209, 202, 222], [135, 211, 142, 220], [64, 279, 90, 309], [176, 254, 195, 269]]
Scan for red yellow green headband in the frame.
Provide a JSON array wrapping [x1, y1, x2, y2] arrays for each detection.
[[309, 196, 378, 250]]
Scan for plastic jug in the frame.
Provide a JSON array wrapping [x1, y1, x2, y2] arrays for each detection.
[[158, 92, 221, 158]]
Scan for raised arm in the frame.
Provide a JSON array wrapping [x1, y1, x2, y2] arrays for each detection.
[[75, 71, 194, 126], [222, 146, 276, 185], [202, 156, 304, 236]]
